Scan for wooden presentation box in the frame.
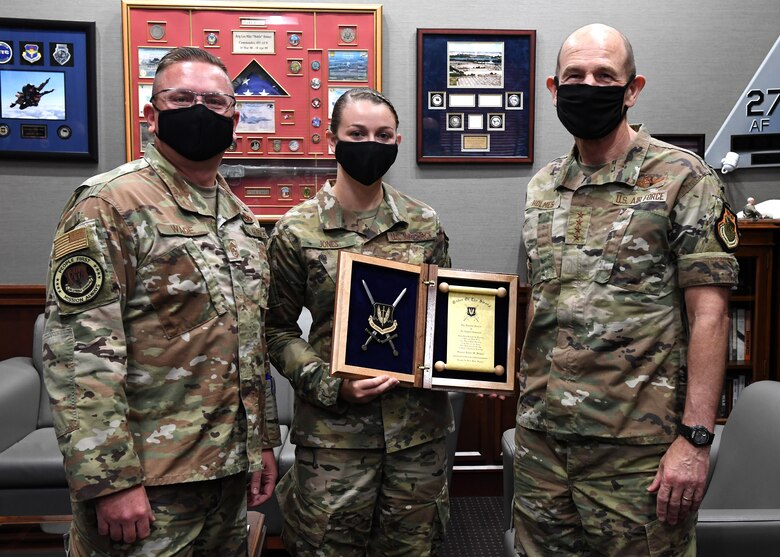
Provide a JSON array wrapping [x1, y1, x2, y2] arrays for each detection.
[[331, 252, 518, 394]]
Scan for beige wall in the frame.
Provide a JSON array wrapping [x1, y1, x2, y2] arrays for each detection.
[[2, 0, 779, 283]]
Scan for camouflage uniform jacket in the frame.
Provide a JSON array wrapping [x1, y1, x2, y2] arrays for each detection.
[[519, 125, 739, 444], [267, 181, 454, 452], [42, 144, 280, 502]]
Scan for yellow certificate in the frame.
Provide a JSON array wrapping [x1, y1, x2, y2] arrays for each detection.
[[441, 285, 497, 373]]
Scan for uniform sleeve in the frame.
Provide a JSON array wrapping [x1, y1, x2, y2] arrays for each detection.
[[430, 215, 452, 269], [669, 170, 740, 288], [266, 224, 347, 412], [42, 194, 143, 502]]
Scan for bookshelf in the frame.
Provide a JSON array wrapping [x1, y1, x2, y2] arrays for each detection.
[[719, 220, 780, 420]]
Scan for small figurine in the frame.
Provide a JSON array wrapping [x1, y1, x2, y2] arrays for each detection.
[[742, 197, 763, 220]]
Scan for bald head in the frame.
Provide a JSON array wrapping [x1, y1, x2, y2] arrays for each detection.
[[555, 24, 635, 80]]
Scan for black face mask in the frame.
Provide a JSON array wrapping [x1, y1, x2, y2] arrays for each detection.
[[335, 140, 398, 186], [155, 103, 234, 161], [554, 75, 635, 140]]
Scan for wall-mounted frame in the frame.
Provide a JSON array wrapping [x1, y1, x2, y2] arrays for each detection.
[[0, 18, 97, 161], [654, 133, 706, 157], [121, 1, 382, 222], [417, 28, 535, 164]]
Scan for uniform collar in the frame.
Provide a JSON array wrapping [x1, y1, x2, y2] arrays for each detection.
[[317, 180, 409, 233], [554, 124, 651, 190], [144, 143, 245, 222]]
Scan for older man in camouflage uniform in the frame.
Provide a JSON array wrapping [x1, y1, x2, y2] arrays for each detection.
[[514, 24, 739, 556], [267, 177, 453, 555], [43, 47, 279, 556]]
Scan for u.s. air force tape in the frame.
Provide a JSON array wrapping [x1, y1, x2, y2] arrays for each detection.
[[53, 255, 104, 305]]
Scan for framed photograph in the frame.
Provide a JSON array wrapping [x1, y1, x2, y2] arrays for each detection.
[[328, 86, 352, 117], [654, 133, 705, 157], [448, 41, 503, 88], [417, 28, 535, 164], [236, 100, 275, 134], [0, 18, 97, 161], [122, 1, 382, 222], [327, 49, 369, 82], [331, 252, 518, 394], [138, 46, 173, 78]]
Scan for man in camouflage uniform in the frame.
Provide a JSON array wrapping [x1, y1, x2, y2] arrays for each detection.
[[43, 47, 280, 556], [514, 24, 739, 556], [267, 88, 452, 557]]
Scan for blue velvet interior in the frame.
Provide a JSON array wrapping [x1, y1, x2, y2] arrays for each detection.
[[344, 261, 419, 375], [432, 276, 511, 384]]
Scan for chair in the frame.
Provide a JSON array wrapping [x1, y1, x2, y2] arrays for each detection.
[[696, 380, 780, 556], [0, 314, 71, 522]]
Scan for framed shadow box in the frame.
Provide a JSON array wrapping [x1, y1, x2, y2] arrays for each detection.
[[121, 0, 382, 221], [331, 252, 518, 395], [416, 28, 535, 164], [0, 18, 97, 161]]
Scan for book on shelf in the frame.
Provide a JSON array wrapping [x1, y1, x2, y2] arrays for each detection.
[[744, 308, 752, 362], [718, 374, 749, 420], [727, 306, 752, 363]]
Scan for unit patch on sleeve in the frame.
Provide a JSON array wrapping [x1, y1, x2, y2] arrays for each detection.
[[715, 205, 740, 253], [53, 255, 104, 305]]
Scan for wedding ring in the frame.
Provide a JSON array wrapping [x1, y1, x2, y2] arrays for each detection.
[[681, 495, 692, 501]]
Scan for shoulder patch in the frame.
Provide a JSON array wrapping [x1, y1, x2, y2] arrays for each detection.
[[53, 227, 90, 260], [53, 255, 104, 305], [716, 205, 740, 253]]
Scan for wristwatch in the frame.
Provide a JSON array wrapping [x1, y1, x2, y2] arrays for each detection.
[[677, 423, 715, 447]]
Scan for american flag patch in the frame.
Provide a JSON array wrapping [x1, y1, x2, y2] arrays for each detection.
[[53, 228, 89, 260]]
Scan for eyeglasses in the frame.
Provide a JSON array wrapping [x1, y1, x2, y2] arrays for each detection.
[[150, 88, 236, 114]]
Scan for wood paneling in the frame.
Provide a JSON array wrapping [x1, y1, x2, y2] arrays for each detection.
[[451, 285, 528, 496], [0, 285, 45, 361]]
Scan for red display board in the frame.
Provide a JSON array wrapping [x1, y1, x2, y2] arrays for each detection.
[[121, 1, 382, 221]]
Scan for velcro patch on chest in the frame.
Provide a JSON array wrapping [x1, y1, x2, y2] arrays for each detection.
[[528, 197, 560, 210], [613, 191, 667, 206], [156, 223, 209, 236], [565, 207, 592, 245], [386, 231, 435, 242]]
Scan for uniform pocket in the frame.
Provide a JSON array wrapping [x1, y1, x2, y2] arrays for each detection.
[[433, 482, 450, 542], [137, 240, 227, 338], [608, 209, 670, 294], [41, 327, 78, 438], [277, 467, 331, 548], [645, 516, 696, 557], [523, 210, 557, 285]]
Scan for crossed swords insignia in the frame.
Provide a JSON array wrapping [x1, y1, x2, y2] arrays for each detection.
[[361, 280, 406, 357]]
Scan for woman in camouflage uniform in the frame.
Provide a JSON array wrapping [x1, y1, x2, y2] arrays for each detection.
[[266, 88, 453, 556]]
